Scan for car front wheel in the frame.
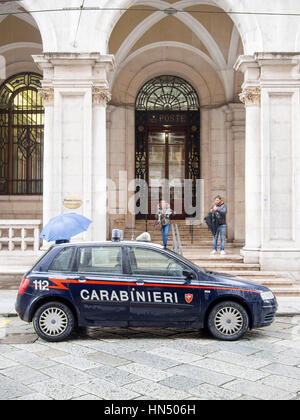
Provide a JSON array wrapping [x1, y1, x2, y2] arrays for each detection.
[[207, 301, 249, 341], [33, 301, 75, 342]]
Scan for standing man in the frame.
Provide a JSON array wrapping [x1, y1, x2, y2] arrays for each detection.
[[210, 195, 227, 255]]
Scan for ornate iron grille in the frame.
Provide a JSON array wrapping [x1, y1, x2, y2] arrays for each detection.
[[136, 75, 200, 111], [135, 76, 200, 218], [0, 72, 44, 195]]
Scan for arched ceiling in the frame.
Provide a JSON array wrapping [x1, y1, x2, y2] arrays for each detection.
[[0, 0, 244, 103], [0, 5, 43, 80], [109, 0, 244, 104]]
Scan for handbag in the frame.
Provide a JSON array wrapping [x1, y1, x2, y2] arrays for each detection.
[[154, 220, 161, 230]]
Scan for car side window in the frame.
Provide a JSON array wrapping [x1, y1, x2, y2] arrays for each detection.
[[48, 247, 75, 272], [128, 247, 186, 278], [76, 246, 123, 274]]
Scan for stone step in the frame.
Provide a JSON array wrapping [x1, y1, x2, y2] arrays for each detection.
[[124, 238, 214, 244], [198, 263, 260, 271], [271, 288, 300, 297], [206, 270, 278, 279], [124, 240, 242, 249], [130, 235, 213, 241], [185, 255, 244, 262], [245, 278, 295, 287]]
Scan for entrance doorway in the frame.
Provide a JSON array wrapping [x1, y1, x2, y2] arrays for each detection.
[[135, 75, 200, 220], [148, 129, 186, 218]]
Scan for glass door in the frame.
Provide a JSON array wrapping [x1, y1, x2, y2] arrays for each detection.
[[168, 132, 185, 217], [148, 130, 186, 218]]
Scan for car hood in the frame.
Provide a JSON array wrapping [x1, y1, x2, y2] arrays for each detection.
[[202, 270, 270, 293]]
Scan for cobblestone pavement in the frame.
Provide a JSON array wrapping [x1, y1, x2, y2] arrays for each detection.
[[0, 316, 300, 400]]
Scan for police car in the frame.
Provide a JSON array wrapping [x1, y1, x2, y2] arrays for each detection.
[[15, 232, 278, 342]]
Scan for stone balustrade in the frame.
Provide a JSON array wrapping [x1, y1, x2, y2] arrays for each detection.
[[0, 220, 41, 252]]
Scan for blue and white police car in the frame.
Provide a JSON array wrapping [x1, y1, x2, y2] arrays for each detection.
[[15, 232, 278, 342]]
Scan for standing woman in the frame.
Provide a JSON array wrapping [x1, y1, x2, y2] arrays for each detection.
[[156, 200, 173, 248]]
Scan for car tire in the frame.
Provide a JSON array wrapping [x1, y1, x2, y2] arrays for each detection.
[[33, 301, 75, 342], [207, 300, 249, 341]]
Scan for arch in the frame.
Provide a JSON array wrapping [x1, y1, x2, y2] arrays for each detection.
[[111, 42, 226, 104], [135, 75, 200, 111], [0, 42, 43, 55], [101, 0, 259, 55], [0, 42, 43, 81], [228, 26, 241, 67], [18, 0, 58, 51], [108, 1, 244, 100], [114, 3, 227, 70], [0, 72, 44, 195], [113, 41, 218, 83]]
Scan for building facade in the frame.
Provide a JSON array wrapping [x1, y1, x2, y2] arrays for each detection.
[[0, 0, 300, 270]]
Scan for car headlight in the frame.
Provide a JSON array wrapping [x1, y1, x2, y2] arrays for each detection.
[[260, 291, 275, 301]]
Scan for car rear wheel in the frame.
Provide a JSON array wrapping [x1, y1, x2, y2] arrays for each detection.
[[207, 301, 249, 341], [33, 301, 75, 342]]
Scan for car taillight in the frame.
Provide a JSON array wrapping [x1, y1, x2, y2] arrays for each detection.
[[18, 277, 30, 295]]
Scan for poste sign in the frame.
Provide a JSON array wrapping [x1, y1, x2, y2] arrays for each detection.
[[62, 196, 82, 209]]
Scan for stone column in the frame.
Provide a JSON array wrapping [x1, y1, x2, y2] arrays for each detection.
[[33, 53, 114, 242], [257, 53, 300, 270], [235, 56, 261, 263], [236, 53, 300, 270], [222, 105, 234, 243], [239, 86, 261, 262], [92, 87, 112, 241], [231, 104, 246, 246], [222, 103, 245, 245], [37, 87, 54, 233]]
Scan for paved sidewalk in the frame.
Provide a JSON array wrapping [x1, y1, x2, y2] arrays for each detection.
[[0, 316, 300, 400], [0, 290, 300, 317]]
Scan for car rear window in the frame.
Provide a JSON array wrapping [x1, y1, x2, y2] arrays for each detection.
[[76, 246, 122, 274], [48, 247, 75, 272]]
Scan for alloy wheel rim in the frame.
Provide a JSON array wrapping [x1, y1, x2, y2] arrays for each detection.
[[39, 307, 68, 337], [214, 306, 244, 336]]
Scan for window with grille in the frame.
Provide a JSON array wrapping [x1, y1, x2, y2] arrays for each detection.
[[0, 72, 44, 195], [135, 75, 200, 111]]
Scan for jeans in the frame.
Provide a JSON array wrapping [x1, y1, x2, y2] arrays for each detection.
[[161, 224, 171, 247], [213, 224, 226, 251]]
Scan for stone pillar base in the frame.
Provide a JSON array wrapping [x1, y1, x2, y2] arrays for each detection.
[[242, 247, 300, 270], [240, 247, 260, 264], [259, 249, 300, 271]]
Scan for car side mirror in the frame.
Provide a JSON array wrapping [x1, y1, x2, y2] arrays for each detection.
[[183, 270, 195, 281]]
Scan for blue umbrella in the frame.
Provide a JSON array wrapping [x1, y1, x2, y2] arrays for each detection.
[[40, 213, 92, 242]]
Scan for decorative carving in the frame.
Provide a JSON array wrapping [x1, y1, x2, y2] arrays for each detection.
[[92, 87, 112, 106], [239, 87, 261, 105], [38, 87, 54, 106]]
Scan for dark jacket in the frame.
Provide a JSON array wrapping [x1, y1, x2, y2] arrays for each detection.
[[211, 203, 227, 226], [204, 202, 227, 235]]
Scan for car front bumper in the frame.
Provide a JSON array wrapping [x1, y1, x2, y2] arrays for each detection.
[[253, 298, 278, 328]]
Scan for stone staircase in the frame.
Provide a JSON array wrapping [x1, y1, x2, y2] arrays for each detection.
[[1, 220, 299, 297], [124, 220, 300, 297]]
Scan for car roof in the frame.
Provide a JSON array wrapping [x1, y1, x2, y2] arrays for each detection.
[[52, 240, 164, 249]]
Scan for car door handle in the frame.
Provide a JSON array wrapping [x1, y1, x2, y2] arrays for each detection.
[[66, 276, 86, 282], [135, 280, 144, 286], [66, 276, 80, 280]]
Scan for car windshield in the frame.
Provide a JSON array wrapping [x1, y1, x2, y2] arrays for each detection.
[[164, 248, 206, 273]]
